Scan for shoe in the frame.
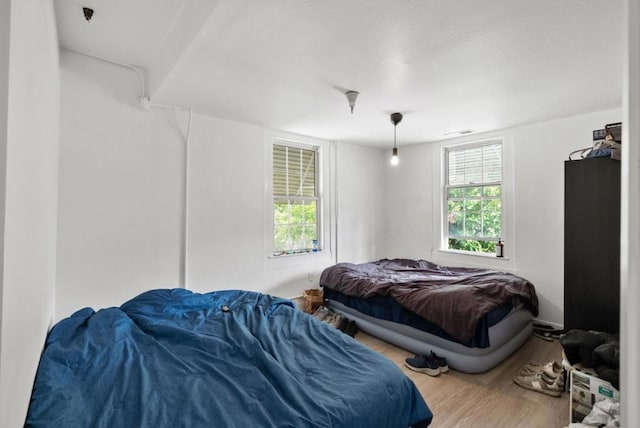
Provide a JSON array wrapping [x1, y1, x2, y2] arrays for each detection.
[[405, 354, 440, 377], [312, 306, 331, 322], [532, 323, 564, 334], [320, 312, 336, 327], [519, 361, 565, 391], [520, 360, 563, 379], [327, 313, 344, 329], [513, 371, 562, 397], [430, 351, 449, 373], [336, 317, 349, 332], [344, 320, 358, 337]]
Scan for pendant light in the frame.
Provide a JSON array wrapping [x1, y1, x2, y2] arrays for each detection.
[[390, 112, 403, 166], [345, 90, 359, 114]]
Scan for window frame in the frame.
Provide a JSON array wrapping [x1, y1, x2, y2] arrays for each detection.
[[270, 139, 323, 257], [442, 139, 504, 256]]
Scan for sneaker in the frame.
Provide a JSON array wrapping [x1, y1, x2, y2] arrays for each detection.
[[319, 312, 334, 327], [518, 367, 565, 393], [312, 306, 331, 322], [513, 371, 562, 397], [344, 320, 358, 337], [327, 313, 344, 329], [520, 360, 563, 380], [405, 354, 440, 377], [336, 317, 350, 332], [430, 351, 449, 373]]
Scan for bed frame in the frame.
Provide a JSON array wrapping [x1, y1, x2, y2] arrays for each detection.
[[328, 299, 533, 374]]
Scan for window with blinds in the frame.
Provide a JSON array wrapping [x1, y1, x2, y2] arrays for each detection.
[[445, 141, 502, 254], [272, 143, 319, 256]]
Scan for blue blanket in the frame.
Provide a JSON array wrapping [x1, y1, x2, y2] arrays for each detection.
[[27, 289, 432, 427]]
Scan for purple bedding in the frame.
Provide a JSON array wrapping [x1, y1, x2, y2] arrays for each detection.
[[320, 259, 538, 344]]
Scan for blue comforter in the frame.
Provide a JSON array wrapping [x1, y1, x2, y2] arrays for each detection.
[[26, 289, 432, 427]]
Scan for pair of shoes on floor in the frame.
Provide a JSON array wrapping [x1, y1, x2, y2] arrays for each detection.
[[513, 360, 564, 397], [312, 306, 332, 322], [404, 351, 449, 377], [333, 316, 357, 337], [312, 307, 358, 337], [532, 323, 563, 341]]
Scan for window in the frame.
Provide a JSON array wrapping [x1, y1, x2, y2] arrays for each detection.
[[444, 141, 502, 254], [272, 142, 320, 256]]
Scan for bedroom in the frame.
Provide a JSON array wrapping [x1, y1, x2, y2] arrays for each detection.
[[1, 0, 638, 426]]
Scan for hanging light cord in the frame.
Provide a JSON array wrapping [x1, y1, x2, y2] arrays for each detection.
[[393, 125, 397, 149]]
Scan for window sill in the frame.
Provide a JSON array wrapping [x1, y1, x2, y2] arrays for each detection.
[[268, 250, 325, 259], [266, 250, 331, 261], [436, 249, 510, 261]]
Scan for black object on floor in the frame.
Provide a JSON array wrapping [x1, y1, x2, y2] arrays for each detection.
[[404, 354, 440, 377], [344, 320, 358, 337], [429, 351, 449, 373]]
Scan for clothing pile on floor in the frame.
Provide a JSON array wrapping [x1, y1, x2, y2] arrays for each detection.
[[311, 306, 358, 337], [566, 398, 620, 428], [512, 360, 565, 397], [404, 352, 449, 377], [560, 329, 619, 389]]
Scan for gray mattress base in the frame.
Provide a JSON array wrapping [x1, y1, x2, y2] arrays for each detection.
[[327, 299, 533, 374]]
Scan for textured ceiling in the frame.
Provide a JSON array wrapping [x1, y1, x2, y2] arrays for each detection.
[[54, 0, 188, 68], [55, 0, 623, 147]]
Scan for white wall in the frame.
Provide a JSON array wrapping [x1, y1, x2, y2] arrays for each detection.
[[0, 0, 60, 425], [57, 51, 384, 319], [185, 115, 336, 297], [381, 109, 622, 326], [186, 122, 385, 296], [57, 50, 184, 319], [511, 111, 621, 326], [621, 0, 640, 423], [335, 142, 385, 263], [0, 0, 9, 345], [382, 143, 434, 259]]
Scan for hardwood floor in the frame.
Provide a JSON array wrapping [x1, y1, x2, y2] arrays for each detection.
[[355, 332, 569, 428]]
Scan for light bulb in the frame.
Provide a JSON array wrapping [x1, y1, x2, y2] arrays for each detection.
[[390, 147, 399, 165]]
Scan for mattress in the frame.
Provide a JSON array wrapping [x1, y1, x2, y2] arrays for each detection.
[[328, 298, 533, 374], [320, 259, 537, 373], [27, 289, 432, 427], [322, 287, 512, 348], [320, 259, 538, 346]]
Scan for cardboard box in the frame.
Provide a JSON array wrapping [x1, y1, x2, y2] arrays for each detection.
[[569, 369, 619, 423]]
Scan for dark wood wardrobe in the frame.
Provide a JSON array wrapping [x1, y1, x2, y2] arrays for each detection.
[[564, 157, 620, 333]]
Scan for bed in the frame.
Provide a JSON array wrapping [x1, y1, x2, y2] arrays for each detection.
[[26, 288, 432, 428], [320, 259, 539, 374]]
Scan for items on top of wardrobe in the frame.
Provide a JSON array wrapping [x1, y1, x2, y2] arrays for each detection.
[[568, 122, 622, 161]]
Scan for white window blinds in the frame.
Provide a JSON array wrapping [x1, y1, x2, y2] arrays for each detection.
[[447, 143, 502, 186], [445, 141, 503, 254], [273, 145, 316, 198], [272, 143, 320, 256]]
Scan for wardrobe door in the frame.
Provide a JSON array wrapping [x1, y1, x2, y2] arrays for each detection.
[[564, 157, 620, 333]]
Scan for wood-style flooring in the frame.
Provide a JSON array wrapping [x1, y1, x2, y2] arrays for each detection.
[[355, 332, 569, 428]]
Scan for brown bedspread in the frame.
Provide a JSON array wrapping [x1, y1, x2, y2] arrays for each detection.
[[319, 259, 538, 344]]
